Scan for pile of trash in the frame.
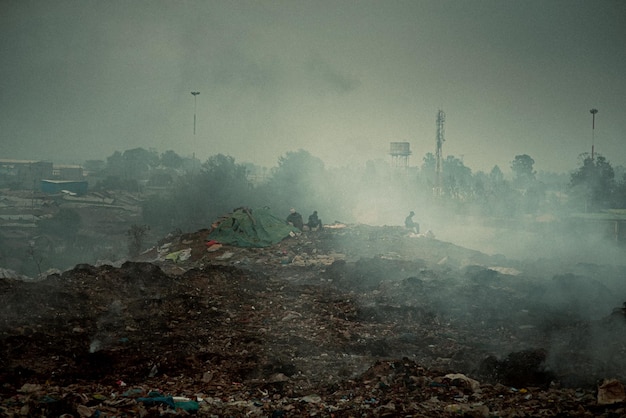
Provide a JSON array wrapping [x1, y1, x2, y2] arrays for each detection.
[[2, 222, 626, 416]]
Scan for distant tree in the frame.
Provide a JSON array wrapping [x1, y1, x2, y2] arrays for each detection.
[[84, 159, 106, 174], [181, 155, 201, 174], [147, 171, 174, 187], [242, 162, 269, 184], [443, 155, 472, 199], [472, 165, 520, 218], [141, 154, 254, 232], [141, 176, 202, 231], [122, 148, 159, 180], [511, 154, 536, 187], [490, 165, 504, 184], [160, 150, 183, 169], [570, 153, 615, 211], [361, 158, 393, 187], [613, 173, 626, 209], [470, 171, 488, 212], [263, 149, 327, 213], [421, 153, 436, 171], [420, 152, 437, 186], [202, 154, 248, 184], [103, 148, 158, 182], [94, 175, 139, 192], [106, 151, 124, 175], [200, 154, 251, 214], [524, 182, 547, 214]]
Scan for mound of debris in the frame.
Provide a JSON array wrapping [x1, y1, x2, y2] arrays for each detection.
[[2, 224, 626, 416]]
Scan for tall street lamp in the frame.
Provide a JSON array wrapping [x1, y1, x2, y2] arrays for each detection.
[[191, 91, 200, 135], [590, 108, 598, 160]]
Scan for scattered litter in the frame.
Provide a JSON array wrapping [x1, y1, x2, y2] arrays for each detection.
[[164, 248, 192, 263], [489, 266, 522, 276], [216, 251, 234, 260], [598, 379, 626, 405], [0, 223, 619, 416], [442, 373, 481, 392], [444, 403, 489, 416], [206, 243, 223, 252]]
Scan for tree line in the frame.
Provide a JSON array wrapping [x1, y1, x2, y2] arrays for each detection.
[[85, 147, 626, 235]]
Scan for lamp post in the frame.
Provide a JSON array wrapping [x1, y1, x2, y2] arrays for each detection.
[[590, 108, 598, 160], [190, 91, 200, 174], [191, 91, 200, 135], [587, 108, 599, 213]]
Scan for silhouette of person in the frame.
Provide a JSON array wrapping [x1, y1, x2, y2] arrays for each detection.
[[307, 210, 322, 230], [405, 211, 419, 234], [286, 208, 304, 230]]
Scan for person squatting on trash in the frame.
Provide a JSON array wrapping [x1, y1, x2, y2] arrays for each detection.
[[307, 210, 323, 230], [405, 211, 419, 234]]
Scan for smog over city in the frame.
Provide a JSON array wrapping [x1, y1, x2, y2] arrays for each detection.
[[2, 0, 626, 172], [2, 1, 626, 415]]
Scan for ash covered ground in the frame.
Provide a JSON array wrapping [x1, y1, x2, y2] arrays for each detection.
[[2, 224, 626, 417]]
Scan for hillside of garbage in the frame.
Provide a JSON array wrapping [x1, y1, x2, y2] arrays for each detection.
[[2, 222, 626, 416]]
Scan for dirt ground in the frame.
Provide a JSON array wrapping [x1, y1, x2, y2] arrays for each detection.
[[2, 224, 626, 417]]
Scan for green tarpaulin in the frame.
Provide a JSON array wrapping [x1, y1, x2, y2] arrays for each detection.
[[207, 207, 299, 247]]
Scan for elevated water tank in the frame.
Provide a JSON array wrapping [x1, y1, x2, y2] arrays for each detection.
[[389, 142, 411, 156]]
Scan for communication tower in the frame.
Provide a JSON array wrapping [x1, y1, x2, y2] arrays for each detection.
[[590, 108, 598, 160], [389, 142, 411, 168], [434, 109, 445, 196]]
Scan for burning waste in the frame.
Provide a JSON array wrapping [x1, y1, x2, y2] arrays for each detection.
[[1, 217, 626, 416]]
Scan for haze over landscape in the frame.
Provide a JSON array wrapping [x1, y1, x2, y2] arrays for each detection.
[[3, 4, 626, 414], [2, 0, 625, 173]]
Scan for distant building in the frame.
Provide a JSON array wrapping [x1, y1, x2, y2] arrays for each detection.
[[0, 159, 54, 189], [40, 180, 88, 196], [53, 164, 84, 181]]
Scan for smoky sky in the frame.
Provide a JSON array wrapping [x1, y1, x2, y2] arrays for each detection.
[[1, 0, 625, 173]]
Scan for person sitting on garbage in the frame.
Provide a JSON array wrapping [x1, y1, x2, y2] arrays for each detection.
[[286, 208, 304, 230], [405, 211, 420, 234], [306, 210, 323, 230]]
